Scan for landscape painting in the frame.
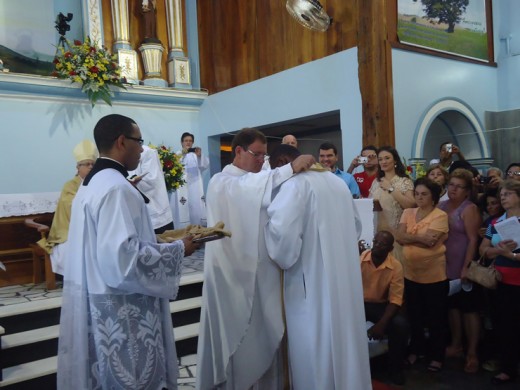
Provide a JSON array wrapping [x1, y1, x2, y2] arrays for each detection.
[[397, 0, 489, 62], [0, 0, 83, 76]]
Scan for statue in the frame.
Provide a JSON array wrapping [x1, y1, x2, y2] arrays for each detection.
[[141, 0, 160, 43]]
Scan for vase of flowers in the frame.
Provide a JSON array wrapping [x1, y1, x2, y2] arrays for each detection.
[[52, 37, 126, 107], [149, 143, 186, 192]]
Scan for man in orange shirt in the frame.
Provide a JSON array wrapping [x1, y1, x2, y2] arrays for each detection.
[[360, 230, 409, 386]]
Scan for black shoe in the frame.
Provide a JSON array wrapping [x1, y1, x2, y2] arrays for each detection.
[[491, 373, 513, 385], [390, 371, 406, 386]]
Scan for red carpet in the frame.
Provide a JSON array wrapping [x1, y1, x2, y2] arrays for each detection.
[[372, 379, 398, 390]]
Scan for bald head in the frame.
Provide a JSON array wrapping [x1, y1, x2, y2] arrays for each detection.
[[282, 134, 298, 148]]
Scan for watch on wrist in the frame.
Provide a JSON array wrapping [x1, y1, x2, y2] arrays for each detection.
[[388, 186, 395, 193]]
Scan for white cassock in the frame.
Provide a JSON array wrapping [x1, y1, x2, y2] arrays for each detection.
[[197, 163, 294, 390], [265, 170, 372, 390], [171, 151, 209, 228], [128, 145, 173, 230], [57, 163, 185, 390]]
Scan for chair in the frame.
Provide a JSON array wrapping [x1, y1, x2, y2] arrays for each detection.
[[24, 216, 56, 290]]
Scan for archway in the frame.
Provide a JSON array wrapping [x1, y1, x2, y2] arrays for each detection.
[[411, 98, 491, 169]]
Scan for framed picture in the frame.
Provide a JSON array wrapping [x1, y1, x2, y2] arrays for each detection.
[[396, 0, 493, 63], [0, 0, 83, 76]]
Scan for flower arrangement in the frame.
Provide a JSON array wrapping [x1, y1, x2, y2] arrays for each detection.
[[52, 37, 126, 107], [150, 144, 186, 192], [403, 157, 427, 180]]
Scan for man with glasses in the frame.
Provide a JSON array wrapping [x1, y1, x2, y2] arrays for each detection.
[[197, 128, 315, 390], [58, 114, 199, 389], [347, 145, 379, 198], [37, 139, 98, 275], [506, 163, 520, 182]]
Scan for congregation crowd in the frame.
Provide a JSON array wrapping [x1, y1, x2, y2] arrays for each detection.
[[347, 141, 520, 386], [44, 114, 519, 389]]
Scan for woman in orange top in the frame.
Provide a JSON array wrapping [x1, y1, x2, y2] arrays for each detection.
[[396, 177, 449, 372]]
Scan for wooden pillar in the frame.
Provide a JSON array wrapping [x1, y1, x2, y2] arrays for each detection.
[[357, 0, 395, 147]]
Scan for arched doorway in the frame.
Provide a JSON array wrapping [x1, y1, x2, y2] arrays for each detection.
[[411, 98, 492, 169]]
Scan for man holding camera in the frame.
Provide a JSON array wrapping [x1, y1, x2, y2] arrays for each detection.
[[429, 141, 466, 169], [170, 132, 209, 228], [347, 145, 379, 198]]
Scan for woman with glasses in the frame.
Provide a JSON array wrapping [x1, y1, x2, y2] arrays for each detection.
[[438, 168, 482, 374], [505, 162, 520, 182], [369, 146, 415, 262], [479, 180, 520, 384], [396, 178, 448, 372]]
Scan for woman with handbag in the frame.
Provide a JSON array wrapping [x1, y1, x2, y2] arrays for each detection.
[[479, 179, 520, 385], [396, 177, 449, 372], [438, 168, 482, 374]]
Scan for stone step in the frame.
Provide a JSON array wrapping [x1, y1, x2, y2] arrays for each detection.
[[2, 296, 203, 350], [1, 356, 57, 387], [0, 322, 201, 387]]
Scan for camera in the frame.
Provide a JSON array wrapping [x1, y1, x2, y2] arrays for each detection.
[[187, 147, 197, 153], [445, 143, 453, 153], [479, 176, 492, 185], [55, 12, 73, 36], [358, 156, 368, 164]]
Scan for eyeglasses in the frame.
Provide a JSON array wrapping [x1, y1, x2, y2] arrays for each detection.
[[246, 149, 270, 161], [448, 183, 467, 190], [125, 136, 144, 145], [364, 154, 377, 159], [78, 162, 94, 167], [507, 171, 520, 177]]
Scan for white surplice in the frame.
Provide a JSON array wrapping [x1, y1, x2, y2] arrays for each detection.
[[171, 151, 209, 228], [265, 171, 372, 390], [57, 166, 184, 390], [196, 163, 293, 390], [128, 145, 173, 230]]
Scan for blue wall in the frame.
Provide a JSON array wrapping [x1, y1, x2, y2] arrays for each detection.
[[0, 79, 205, 194], [198, 48, 363, 173]]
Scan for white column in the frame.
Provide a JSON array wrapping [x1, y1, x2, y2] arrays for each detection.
[[165, 0, 191, 88], [110, 0, 139, 84]]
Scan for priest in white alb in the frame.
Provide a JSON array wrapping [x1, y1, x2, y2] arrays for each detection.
[[57, 114, 199, 390], [128, 144, 174, 233], [170, 131, 209, 228], [264, 144, 372, 390], [196, 128, 315, 390]]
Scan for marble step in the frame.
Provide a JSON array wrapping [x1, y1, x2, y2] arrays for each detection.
[[0, 322, 200, 387], [1, 356, 57, 387], [2, 296, 202, 350]]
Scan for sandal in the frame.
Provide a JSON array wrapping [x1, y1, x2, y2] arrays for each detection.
[[464, 355, 479, 374], [427, 361, 443, 372]]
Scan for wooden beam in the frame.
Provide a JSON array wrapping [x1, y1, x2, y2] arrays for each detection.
[[357, 0, 395, 147]]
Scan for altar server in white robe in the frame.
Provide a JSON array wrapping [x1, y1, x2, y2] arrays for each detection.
[[265, 145, 372, 390], [197, 128, 315, 390], [57, 114, 198, 390], [128, 145, 174, 233], [171, 132, 209, 228]]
